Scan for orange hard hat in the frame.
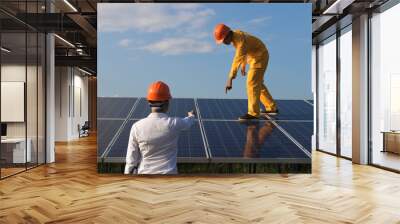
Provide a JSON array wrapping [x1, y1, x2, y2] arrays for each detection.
[[147, 81, 172, 101], [214, 23, 231, 44]]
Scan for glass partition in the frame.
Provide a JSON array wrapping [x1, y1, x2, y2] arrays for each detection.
[[317, 35, 337, 154], [1, 31, 28, 177], [339, 26, 352, 158], [371, 3, 400, 171], [0, 1, 46, 179]]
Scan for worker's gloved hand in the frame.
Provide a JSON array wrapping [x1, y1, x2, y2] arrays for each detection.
[[225, 78, 233, 94], [225, 85, 232, 94], [188, 110, 196, 117]]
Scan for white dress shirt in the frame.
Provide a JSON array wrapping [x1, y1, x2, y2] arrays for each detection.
[[124, 112, 195, 175]]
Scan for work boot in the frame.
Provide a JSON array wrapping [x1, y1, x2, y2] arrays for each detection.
[[238, 113, 259, 121], [261, 108, 279, 115]]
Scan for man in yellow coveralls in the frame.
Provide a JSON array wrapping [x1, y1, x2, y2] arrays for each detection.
[[214, 23, 278, 121]]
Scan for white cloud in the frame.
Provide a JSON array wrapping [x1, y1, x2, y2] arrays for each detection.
[[98, 4, 216, 56], [141, 38, 213, 55], [248, 16, 271, 25], [228, 16, 272, 30], [118, 38, 131, 47], [98, 3, 215, 33]]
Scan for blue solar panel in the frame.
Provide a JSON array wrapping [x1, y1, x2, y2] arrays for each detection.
[[197, 98, 247, 120], [277, 121, 313, 152], [107, 119, 206, 159], [269, 100, 313, 121], [97, 119, 124, 156], [203, 121, 309, 161], [98, 97, 136, 118], [98, 97, 313, 165], [107, 120, 136, 158], [130, 98, 196, 119]]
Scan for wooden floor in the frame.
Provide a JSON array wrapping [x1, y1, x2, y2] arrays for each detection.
[[1, 167, 26, 178], [1, 135, 400, 223]]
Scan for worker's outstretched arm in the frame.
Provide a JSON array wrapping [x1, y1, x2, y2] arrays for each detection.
[[175, 111, 196, 131], [228, 34, 246, 79], [124, 126, 140, 174]]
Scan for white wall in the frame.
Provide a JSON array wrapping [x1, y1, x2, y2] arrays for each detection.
[[55, 67, 89, 141], [55, 66, 69, 141]]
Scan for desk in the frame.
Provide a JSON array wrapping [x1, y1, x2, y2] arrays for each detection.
[[382, 131, 400, 154], [1, 138, 31, 163]]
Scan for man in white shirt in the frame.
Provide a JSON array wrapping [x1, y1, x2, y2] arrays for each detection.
[[124, 81, 195, 175]]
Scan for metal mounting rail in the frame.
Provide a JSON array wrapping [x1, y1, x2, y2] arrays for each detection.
[[303, 99, 314, 106], [194, 98, 212, 160]]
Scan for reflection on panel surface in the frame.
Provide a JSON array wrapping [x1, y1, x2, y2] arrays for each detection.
[[203, 121, 309, 162]]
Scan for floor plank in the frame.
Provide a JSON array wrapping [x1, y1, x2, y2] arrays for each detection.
[[0, 134, 399, 223]]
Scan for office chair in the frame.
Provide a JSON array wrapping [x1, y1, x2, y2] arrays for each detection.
[[79, 121, 90, 138]]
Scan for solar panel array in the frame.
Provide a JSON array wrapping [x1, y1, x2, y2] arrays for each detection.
[[97, 97, 313, 164]]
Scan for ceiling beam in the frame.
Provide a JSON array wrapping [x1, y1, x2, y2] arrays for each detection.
[[67, 13, 97, 46], [55, 55, 96, 73]]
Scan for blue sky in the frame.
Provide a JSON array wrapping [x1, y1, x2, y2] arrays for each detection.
[[98, 3, 312, 99]]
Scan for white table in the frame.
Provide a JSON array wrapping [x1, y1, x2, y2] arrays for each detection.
[[1, 138, 31, 163]]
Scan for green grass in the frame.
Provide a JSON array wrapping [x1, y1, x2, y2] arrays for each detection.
[[98, 162, 311, 174]]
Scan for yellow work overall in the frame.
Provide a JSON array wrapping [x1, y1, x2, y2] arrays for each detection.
[[229, 30, 276, 117]]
